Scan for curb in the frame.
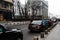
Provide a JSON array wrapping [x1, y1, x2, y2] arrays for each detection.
[[44, 22, 58, 35]]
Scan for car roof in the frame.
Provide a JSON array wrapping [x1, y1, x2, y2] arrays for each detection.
[[32, 20, 42, 22]]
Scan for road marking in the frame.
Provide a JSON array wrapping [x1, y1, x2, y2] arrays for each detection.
[[21, 28, 28, 30]]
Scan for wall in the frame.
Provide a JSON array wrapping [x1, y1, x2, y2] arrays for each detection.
[[4, 0, 13, 3]]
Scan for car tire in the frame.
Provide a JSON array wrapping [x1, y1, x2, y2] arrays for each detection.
[[17, 38, 23, 40]]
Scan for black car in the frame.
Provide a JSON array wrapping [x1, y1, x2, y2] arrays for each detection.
[[28, 20, 43, 32], [0, 25, 23, 40], [48, 19, 53, 27], [41, 19, 53, 30]]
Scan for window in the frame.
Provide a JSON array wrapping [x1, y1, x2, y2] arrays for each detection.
[[1, 2, 9, 8]]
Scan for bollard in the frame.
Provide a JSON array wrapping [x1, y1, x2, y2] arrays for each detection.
[[45, 30, 48, 34], [40, 32, 44, 38], [33, 36, 38, 40], [48, 28, 50, 32]]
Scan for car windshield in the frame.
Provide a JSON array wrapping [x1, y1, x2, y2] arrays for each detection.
[[32, 20, 42, 25]]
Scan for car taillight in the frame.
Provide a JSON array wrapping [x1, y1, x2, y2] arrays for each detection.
[[37, 25, 41, 29]]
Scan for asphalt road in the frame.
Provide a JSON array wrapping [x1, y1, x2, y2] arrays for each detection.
[[22, 29, 41, 40], [2, 22, 58, 40], [22, 22, 60, 40], [6, 23, 42, 40], [6, 24, 41, 40]]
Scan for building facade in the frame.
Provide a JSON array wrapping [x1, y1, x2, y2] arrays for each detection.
[[13, 0, 20, 17], [26, 0, 48, 19], [0, 0, 13, 21], [13, 0, 29, 21], [13, 0, 24, 20]]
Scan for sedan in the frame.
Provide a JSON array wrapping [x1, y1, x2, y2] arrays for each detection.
[[48, 19, 53, 27], [41, 19, 53, 30], [28, 20, 43, 32], [0, 25, 23, 40]]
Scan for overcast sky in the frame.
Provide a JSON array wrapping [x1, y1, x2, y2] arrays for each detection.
[[48, 0, 60, 17], [19, 0, 60, 17], [19, 0, 27, 5]]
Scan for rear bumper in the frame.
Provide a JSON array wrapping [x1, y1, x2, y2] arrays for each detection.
[[28, 26, 42, 32]]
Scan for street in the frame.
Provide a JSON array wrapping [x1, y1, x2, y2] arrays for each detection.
[[6, 22, 40, 40], [22, 22, 60, 40], [4, 21, 58, 40], [0, 0, 60, 40], [0, 21, 59, 40]]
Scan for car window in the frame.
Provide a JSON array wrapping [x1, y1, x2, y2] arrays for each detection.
[[0, 25, 6, 32], [0, 27, 3, 32], [32, 21, 42, 25]]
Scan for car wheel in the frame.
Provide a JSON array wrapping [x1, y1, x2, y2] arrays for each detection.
[[17, 38, 23, 40]]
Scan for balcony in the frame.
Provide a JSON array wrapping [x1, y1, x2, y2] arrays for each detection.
[[3, 0, 13, 4]]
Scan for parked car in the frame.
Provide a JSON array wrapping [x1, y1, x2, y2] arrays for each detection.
[[51, 18, 57, 23], [28, 20, 43, 32], [0, 25, 23, 40], [41, 19, 49, 29], [48, 19, 53, 26], [41, 19, 53, 29]]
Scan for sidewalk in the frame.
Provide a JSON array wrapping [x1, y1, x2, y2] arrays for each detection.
[[45, 24, 60, 40], [0, 21, 30, 26]]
